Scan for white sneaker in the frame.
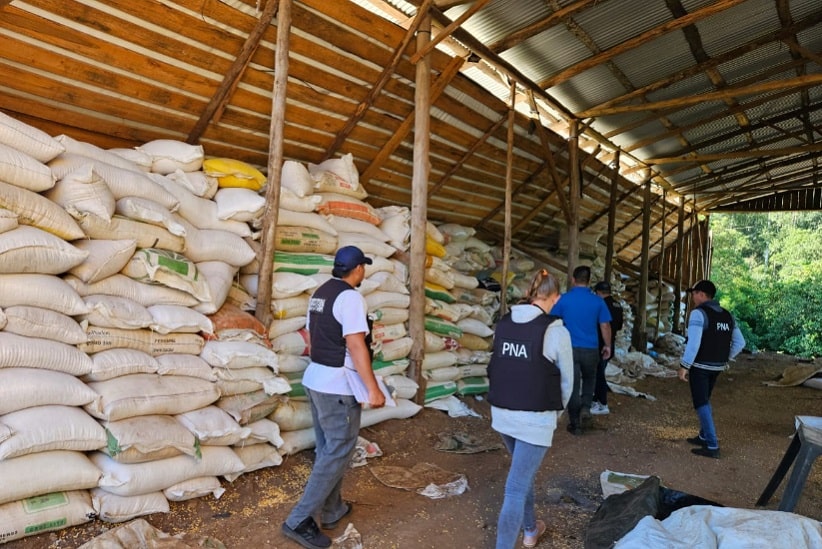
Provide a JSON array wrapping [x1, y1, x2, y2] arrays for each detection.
[[591, 402, 610, 415]]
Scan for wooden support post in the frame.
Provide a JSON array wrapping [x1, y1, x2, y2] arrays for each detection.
[[499, 79, 516, 316], [634, 171, 652, 352], [566, 120, 580, 288], [673, 198, 685, 333], [704, 214, 713, 278], [408, 15, 432, 406], [604, 151, 619, 284], [255, 0, 292, 327], [654, 188, 666, 342]]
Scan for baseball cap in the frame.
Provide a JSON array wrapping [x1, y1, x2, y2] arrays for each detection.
[[333, 245, 373, 271], [594, 281, 611, 293], [686, 280, 716, 298]]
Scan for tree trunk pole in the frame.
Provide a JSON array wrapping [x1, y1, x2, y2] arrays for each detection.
[[634, 171, 652, 352], [499, 79, 516, 316], [673, 198, 685, 333], [567, 121, 580, 288], [604, 151, 620, 284]]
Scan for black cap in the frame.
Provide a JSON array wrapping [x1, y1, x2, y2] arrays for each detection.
[[686, 280, 716, 298], [333, 245, 373, 271], [594, 281, 611, 293]]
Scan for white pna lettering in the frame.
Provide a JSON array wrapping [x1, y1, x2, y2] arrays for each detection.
[[501, 341, 528, 358], [716, 322, 731, 331], [308, 298, 325, 313]]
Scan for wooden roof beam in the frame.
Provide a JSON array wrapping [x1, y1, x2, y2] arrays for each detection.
[[410, 0, 490, 64], [489, 0, 606, 53], [186, 0, 279, 144], [646, 143, 822, 165], [539, 0, 747, 90], [323, 0, 433, 160], [528, 91, 572, 224]]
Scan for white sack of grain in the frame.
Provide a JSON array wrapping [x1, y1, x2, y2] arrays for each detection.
[[281, 160, 314, 197], [115, 196, 186, 236], [55, 135, 142, 172], [176, 406, 252, 446], [308, 153, 361, 193], [102, 415, 198, 463], [213, 366, 284, 394], [271, 294, 310, 320], [451, 271, 479, 290], [0, 111, 64, 162], [337, 232, 396, 258], [155, 354, 216, 381], [277, 355, 309, 375], [277, 207, 338, 236], [369, 307, 409, 325], [384, 374, 418, 400], [280, 187, 321, 212], [153, 175, 250, 236], [122, 248, 210, 302], [94, 446, 243, 497], [148, 304, 213, 335], [216, 377, 263, 397], [315, 193, 380, 226], [0, 368, 99, 416], [46, 163, 116, 221], [424, 331, 446, 353], [268, 399, 312, 432], [217, 390, 283, 425], [177, 216, 256, 266], [0, 451, 101, 506], [85, 374, 220, 422], [371, 322, 407, 343], [0, 180, 84, 240], [79, 294, 154, 330], [272, 225, 338, 255], [457, 317, 495, 338], [91, 488, 169, 523], [268, 316, 307, 340], [68, 239, 137, 284], [137, 139, 204, 174], [84, 349, 159, 382], [365, 256, 395, 277], [79, 326, 204, 356], [65, 274, 199, 308], [245, 417, 284, 447], [49, 153, 179, 210], [325, 214, 389, 242], [214, 187, 265, 222], [423, 351, 458, 371], [108, 147, 152, 171], [166, 168, 218, 199], [365, 291, 410, 311], [425, 366, 461, 382], [270, 331, 309, 356], [0, 332, 92, 376], [0, 141, 55, 191], [272, 272, 318, 299], [373, 337, 413, 362], [369, 271, 409, 294], [73, 212, 185, 252], [0, 208, 17, 233], [425, 266, 455, 289], [0, 490, 94, 544], [200, 340, 278, 370], [0, 274, 81, 314], [2, 305, 87, 345], [372, 358, 409, 377], [0, 226, 86, 274], [377, 205, 411, 252], [225, 443, 283, 481], [164, 476, 224, 501], [192, 260, 237, 315], [0, 405, 107, 460]]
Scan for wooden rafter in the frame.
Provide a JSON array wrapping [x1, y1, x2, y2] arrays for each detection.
[[527, 91, 572, 224], [410, 0, 490, 64], [647, 143, 822, 165], [489, 0, 604, 53], [539, 0, 747, 90], [359, 54, 465, 186], [187, 0, 279, 144]]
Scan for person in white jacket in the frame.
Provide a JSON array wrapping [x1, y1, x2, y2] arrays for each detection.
[[487, 269, 574, 549]]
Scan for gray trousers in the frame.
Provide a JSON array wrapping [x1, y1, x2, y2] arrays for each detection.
[[567, 347, 600, 426]]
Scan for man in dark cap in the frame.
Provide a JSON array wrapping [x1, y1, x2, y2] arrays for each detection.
[[592, 281, 623, 415], [282, 246, 385, 549], [679, 279, 745, 459]]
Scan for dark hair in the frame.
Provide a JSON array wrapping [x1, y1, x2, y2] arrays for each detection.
[[572, 265, 591, 284], [525, 269, 561, 302]]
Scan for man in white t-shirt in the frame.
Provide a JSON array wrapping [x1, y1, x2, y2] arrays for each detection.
[[282, 246, 385, 549]]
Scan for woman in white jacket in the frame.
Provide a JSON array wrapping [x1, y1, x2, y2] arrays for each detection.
[[487, 269, 574, 549]]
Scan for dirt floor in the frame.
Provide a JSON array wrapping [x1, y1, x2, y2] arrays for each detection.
[[11, 351, 822, 549]]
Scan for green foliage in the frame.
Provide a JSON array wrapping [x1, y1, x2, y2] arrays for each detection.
[[710, 212, 822, 358]]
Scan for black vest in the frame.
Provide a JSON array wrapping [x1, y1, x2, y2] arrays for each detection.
[[487, 312, 563, 412], [308, 278, 352, 368], [693, 303, 734, 366]]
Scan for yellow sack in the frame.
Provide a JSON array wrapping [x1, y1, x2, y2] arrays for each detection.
[[203, 158, 266, 191], [425, 235, 446, 258]]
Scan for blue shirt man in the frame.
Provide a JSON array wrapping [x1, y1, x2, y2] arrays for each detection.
[[550, 266, 612, 434]]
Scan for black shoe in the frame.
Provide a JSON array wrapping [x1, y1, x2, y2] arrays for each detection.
[[580, 407, 593, 428], [320, 501, 353, 529], [566, 424, 583, 436], [282, 517, 331, 549], [686, 436, 708, 447], [691, 447, 720, 459]]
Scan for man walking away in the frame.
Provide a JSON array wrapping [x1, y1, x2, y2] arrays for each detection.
[[592, 281, 623, 415], [679, 280, 745, 459], [550, 266, 612, 435]]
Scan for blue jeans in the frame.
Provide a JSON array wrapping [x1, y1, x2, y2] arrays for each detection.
[[285, 388, 361, 528], [567, 347, 600, 425], [496, 434, 549, 549], [688, 367, 720, 449]]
